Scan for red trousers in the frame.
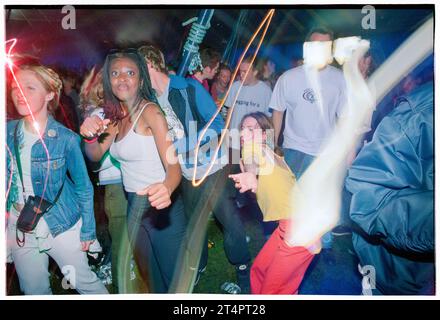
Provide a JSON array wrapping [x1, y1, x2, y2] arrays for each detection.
[[250, 219, 315, 294]]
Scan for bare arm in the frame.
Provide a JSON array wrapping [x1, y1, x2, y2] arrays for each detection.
[[80, 115, 117, 162], [137, 103, 182, 209], [145, 104, 181, 193], [272, 110, 284, 147]]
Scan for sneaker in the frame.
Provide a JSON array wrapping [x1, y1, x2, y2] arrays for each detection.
[[331, 225, 352, 236], [96, 262, 112, 286], [221, 282, 241, 294]]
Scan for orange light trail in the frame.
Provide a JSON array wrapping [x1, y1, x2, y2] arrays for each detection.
[[5, 39, 52, 209], [192, 9, 275, 186]]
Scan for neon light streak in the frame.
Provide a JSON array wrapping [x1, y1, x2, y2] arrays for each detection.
[[5, 39, 52, 210], [192, 9, 276, 187], [167, 10, 276, 293]]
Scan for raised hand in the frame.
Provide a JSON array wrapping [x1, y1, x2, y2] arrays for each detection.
[[229, 172, 258, 193], [136, 183, 172, 210], [80, 116, 111, 139]]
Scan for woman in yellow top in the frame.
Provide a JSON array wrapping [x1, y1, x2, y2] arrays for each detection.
[[230, 112, 319, 294]]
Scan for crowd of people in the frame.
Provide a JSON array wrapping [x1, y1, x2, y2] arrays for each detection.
[[5, 25, 434, 295]]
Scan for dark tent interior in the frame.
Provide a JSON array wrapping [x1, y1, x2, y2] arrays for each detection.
[[6, 6, 433, 70]]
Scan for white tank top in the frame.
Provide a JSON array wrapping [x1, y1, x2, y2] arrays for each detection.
[[110, 103, 166, 192]]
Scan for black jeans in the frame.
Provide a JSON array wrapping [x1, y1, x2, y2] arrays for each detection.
[[126, 192, 187, 293], [181, 164, 251, 269]]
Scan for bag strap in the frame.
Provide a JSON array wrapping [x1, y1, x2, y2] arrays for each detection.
[[13, 121, 25, 197], [179, 89, 195, 130], [13, 120, 65, 206], [45, 179, 64, 211], [14, 121, 25, 248], [16, 228, 25, 248]]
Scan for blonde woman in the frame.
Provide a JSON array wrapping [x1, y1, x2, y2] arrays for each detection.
[[6, 60, 107, 295]]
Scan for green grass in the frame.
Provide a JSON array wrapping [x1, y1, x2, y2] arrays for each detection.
[[193, 214, 266, 294]]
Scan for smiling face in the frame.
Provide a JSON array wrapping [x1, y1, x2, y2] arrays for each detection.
[[240, 116, 266, 146], [109, 57, 141, 105], [10, 69, 53, 117], [217, 68, 231, 88]]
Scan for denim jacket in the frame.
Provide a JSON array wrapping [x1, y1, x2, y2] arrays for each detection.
[[6, 116, 96, 241]]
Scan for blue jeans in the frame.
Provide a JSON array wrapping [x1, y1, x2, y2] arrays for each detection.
[[126, 192, 187, 293], [283, 148, 333, 248], [283, 148, 316, 179]]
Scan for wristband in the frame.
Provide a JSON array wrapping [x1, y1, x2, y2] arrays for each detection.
[[83, 136, 98, 144]]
